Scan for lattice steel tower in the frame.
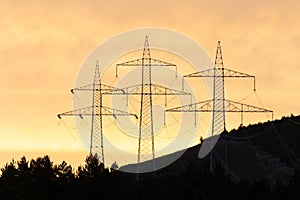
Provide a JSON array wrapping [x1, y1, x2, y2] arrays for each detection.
[[137, 36, 155, 164], [58, 61, 137, 164], [116, 36, 190, 172], [166, 41, 273, 174], [212, 41, 226, 148]]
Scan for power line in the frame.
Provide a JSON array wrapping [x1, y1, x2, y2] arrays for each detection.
[[166, 41, 273, 175], [58, 61, 137, 165]]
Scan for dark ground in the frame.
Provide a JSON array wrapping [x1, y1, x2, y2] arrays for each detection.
[[1, 115, 300, 199]]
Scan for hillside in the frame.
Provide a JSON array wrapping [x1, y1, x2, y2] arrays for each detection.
[[121, 115, 300, 184], [1, 115, 300, 199]]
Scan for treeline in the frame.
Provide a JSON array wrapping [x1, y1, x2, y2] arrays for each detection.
[[0, 155, 299, 200]]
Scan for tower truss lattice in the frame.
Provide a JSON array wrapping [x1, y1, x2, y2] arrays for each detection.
[[58, 61, 137, 165], [166, 41, 273, 174], [115, 36, 191, 172]]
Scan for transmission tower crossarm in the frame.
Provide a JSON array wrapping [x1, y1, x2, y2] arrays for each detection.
[[115, 83, 191, 96], [223, 68, 255, 78], [182, 68, 256, 91], [116, 58, 176, 67], [101, 106, 138, 119], [165, 99, 273, 113], [115, 58, 177, 77], [70, 83, 125, 94], [225, 99, 273, 113], [151, 83, 190, 95], [184, 68, 254, 78], [57, 106, 138, 119], [57, 106, 93, 119], [165, 100, 213, 112], [114, 83, 192, 108]]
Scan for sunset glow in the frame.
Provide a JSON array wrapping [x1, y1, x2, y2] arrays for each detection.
[[1, 0, 300, 168]]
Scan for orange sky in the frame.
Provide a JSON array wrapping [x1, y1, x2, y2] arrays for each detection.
[[0, 0, 300, 168]]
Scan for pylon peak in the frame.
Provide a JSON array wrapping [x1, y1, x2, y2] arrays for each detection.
[[215, 41, 224, 69]]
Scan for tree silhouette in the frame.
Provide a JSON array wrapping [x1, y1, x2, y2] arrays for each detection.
[[54, 161, 74, 182], [77, 154, 108, 179], [0, 115, 299, 199], [1, 159, 18, 182], [17, 156, 30, 177]]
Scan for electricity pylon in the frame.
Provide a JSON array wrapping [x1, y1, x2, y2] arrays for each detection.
[[116, 36, 190, 173], [166, 41, 273, 174], [58, 61, 137, 165]]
